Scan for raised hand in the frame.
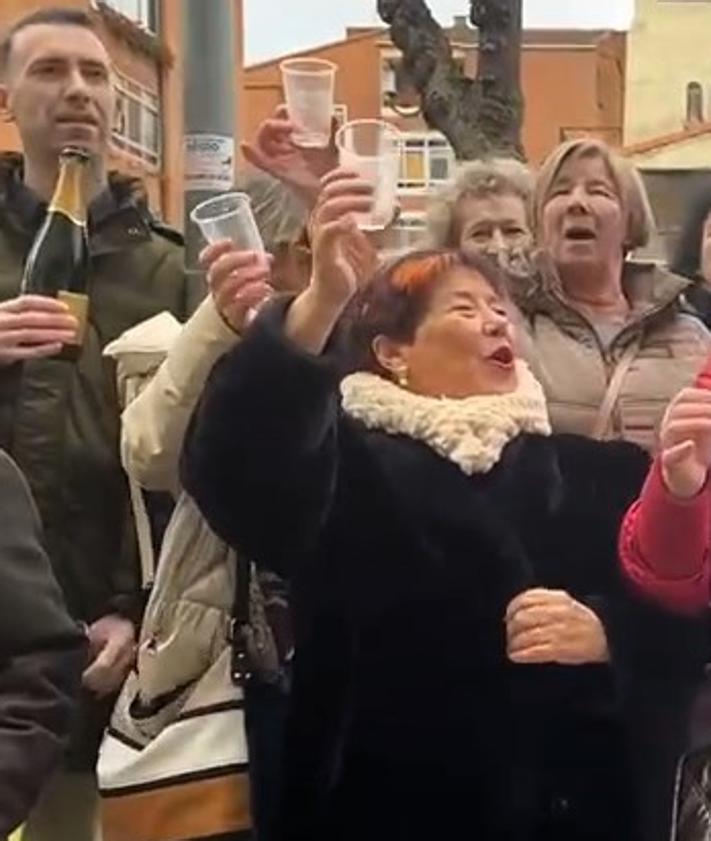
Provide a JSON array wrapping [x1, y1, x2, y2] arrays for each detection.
[[284, 168, 377, 354], [241, 105, 338, 208], [309, 168, 378, 308], [0, 295, 78, 365], [505, 588, 609, 666], [659, 386, 711, 499], [200, 241, 273, 333]]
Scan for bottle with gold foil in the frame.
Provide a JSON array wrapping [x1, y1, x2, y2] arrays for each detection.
[[21, 146, 90, 362]]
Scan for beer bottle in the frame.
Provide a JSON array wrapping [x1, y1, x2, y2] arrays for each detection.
[[21, 146, 90, 361]]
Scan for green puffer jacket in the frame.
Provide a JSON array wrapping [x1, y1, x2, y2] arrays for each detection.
[[0, 153, 202, 628]]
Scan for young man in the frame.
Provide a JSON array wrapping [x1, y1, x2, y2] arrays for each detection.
[[0, 8, 200, 839]]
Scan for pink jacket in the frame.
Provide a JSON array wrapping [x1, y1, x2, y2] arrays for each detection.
[[620, 461, 710, 613]]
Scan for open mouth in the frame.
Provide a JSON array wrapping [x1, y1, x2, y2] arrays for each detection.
[[488, 346, 515, 368], [56, 116, 98, 127], [564, 226, 596, 242]]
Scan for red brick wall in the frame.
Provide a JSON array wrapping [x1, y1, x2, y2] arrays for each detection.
[[243, 30, 626, 167]]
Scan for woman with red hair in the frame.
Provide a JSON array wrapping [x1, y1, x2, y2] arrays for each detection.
[[182, 170, 711, 841]]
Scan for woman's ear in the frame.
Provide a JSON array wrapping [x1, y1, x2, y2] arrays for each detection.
[[0, 85, 14, 124], [372, 335, 410, 386]]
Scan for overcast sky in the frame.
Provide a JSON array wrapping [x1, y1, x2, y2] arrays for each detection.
[[244, 0, 636, 64]]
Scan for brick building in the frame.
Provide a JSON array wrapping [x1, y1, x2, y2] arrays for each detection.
[[244, 18, 626, 245], [0, 0, 245, 227]]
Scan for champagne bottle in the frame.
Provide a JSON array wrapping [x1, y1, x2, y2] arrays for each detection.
[[21, 146, 90, 362]]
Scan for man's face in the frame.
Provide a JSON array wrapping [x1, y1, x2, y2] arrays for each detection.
[[1, 23, 115, 161]]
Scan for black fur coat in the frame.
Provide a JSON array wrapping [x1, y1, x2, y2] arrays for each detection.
[[182, 301, 706, 841]]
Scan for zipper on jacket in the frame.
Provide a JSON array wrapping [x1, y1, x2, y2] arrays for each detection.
[[543, 291, 663, 439]]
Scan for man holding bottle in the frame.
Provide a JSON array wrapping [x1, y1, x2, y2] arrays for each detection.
[[0, 8, 199, 840]]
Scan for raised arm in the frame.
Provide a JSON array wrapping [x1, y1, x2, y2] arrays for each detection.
[[181, 170, 377, 575], [620, 385, 711, 612], [121, 249, 271, 495]]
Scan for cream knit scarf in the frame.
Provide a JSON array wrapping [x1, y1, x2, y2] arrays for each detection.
[[340, 362, 551, 476]]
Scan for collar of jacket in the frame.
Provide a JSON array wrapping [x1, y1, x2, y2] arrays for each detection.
[[517, 251, 693, 345], [0, 151, 174, 257]]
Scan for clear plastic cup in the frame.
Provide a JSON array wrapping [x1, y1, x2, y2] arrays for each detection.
[[190, 192, 264, 251], [281, 58, 336, 149], [336, 120, 401, 232]]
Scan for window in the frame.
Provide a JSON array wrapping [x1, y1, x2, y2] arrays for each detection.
[[381, 57, 420, 112], [112, 69, 161, 167], [386, 214, 427, 256], [381, 55, 465, 111], [97, 0, 158, 33], [381, 58, 398, 102], [393, 212, 427, 243], [380, 213, 427, 259], [333, 104, 348, 128], [686, 81, 705, 124], [398, 134, 455, 192]]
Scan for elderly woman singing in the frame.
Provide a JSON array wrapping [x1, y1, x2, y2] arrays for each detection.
[[182, 170, 711, 841]]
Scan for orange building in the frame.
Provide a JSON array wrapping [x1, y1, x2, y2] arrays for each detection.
[[244, 18, 626, 244], [0, 0, 245, 227], [0, 6, 625, 238]]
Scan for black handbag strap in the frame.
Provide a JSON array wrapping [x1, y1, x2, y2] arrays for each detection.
[[231, 553, 253, 687]]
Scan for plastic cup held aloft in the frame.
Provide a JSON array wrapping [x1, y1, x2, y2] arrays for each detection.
[[190, 192, 264, 251], [336, 120, 401, 232], [281, 58, 336, 149]]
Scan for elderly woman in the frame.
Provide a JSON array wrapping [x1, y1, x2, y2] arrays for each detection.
[[112, 173, 303, 841], [182, 170, 709, 841], [426, 157, 534, 279], [670, 187, 711, 327], [521, 139, 711, 450], [238, 169, 311, 294]]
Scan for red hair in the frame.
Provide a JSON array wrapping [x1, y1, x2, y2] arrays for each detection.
[[344, 249, 509, 376]]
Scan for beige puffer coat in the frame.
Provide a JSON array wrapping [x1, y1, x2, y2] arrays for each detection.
[[516, 259, 711, 452], [116, 296, 237, 497]]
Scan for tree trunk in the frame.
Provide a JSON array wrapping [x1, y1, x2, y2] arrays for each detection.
[[378, 0, 524, 160]]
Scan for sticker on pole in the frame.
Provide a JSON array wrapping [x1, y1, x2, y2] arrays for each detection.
[[184, 134, 234, 192]]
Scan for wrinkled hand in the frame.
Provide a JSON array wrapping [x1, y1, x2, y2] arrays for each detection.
[[82, 614, 136, 697], [308, 168, 378, 312], [505, 588, 609, 665], [659, 387, 711, 499], [200, 241, 273, 332], [0, 295, 78, 366], [242, 105, 338, 208]]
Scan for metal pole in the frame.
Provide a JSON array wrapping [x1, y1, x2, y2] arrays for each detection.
[[182, 0, 236, 273]]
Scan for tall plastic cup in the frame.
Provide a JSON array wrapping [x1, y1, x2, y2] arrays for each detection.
[[336, 120, 401, 232], [280, 58, 336, 149], [190, 192, 264, 251]]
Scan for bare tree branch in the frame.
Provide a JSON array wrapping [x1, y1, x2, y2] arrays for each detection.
[[377, 0, 523, 160]]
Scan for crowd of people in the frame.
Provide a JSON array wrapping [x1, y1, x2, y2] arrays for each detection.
[[1, 5, 711, 841]]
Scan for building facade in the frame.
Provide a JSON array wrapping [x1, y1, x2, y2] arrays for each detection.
[[625, 0, 711, 151], [621, 0, 711, 254], [244, 19, 626, 246], [0, 0, 245, 227]]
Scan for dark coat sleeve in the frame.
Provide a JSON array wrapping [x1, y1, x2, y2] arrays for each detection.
[[548, 433, 706, 679], [551, 435, 706, 841], [0, 450, 87, 837], [181, 298, 342, 578]]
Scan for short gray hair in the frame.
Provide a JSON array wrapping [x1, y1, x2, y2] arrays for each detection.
[[426, 158, 534, 249], [236, 170, 309, 253]]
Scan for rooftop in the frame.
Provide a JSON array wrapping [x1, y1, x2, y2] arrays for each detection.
[[247, 18, 622, 70]]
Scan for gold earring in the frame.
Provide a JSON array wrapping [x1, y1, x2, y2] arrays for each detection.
[[396, 367, 409, 388]]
